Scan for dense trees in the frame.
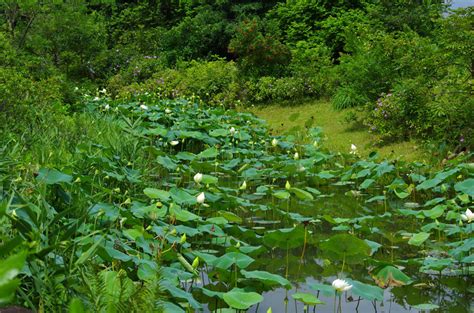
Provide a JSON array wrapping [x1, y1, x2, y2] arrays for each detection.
[[0, 0, 472, 148]]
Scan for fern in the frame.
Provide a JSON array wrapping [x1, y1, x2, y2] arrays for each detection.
[[78, 268, 165, 313]]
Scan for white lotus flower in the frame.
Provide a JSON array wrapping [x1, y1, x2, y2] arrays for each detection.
[[350, 144, 357, 155], [104, 104, 110, 110], [294, 152, 299, 160], [100, 88, 107, 94], [194, 173, 203, 184], [271, 138, 279, 147], [165, 108, 172, 114], [332, 279, 352, 292], [140, 104, 149, 110], [93, 96, 100, 101], [170, 140, 179, 146], [197, 192, 205, 204], [461, 209, 474, 223], [230, 127, 236, 136]]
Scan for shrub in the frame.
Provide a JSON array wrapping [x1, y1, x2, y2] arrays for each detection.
[[229, 19, 291, 78], [365, 78, 473, 149], [110, 60, 238, 106]]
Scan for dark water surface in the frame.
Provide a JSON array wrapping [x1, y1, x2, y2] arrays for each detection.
[[196, 187, 472, 312]]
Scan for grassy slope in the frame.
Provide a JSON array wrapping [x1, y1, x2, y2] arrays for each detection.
[[247, 99, 427, 162]]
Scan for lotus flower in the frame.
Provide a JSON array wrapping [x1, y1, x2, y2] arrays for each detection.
[[294, 152, 299, 160], [165, 108, 172, 114], [197, 192, 205, 204], [350, 144, 357, 155], [140, 104, 149, 110], [170, 140, 179, 146], [194, 173, 203, 184], [230, 127, 236, 136], [332, 279, 352, 292], [104, 104, 110, 110], [271, 138, 279, 147], [461, 209, 474, 223]]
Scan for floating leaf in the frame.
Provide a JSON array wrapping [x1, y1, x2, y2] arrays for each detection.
[[412, 303, 440, 310], [291, 293, 323, 305]]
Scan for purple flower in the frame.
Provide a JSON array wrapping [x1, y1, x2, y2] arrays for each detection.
[[460, 136, 465, 143]]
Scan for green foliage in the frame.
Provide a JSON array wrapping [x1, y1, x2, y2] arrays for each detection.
[[110, 59, 238, 105], [229, 18, 291, 77]]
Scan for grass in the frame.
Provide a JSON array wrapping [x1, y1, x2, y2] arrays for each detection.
[[246, 99, 428, 162]]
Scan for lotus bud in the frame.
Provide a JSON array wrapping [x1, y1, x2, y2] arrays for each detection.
[[230, 127, 236, 136], [235, 241, 241, 248], [461, 209, 474, 223], [350, 144, 357, 155], [170, 228, 177, 236], [194, 173, 203, 184], [165, 108, 172, 114], [271, 138, 278, 147], [180, 233, 187, 244], [294, 152, 299, 160], [192, 257, 200, 269], [113, 187, 120, 193], [240, 181, 247, 190], [285, 181, 291, 190], [197, 192, 205, 204]]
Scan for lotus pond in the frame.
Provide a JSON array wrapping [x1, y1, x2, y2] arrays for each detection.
[[0, 97, 472, 312]]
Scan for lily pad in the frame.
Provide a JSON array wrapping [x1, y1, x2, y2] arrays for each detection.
[[291, 292, 323, 305]]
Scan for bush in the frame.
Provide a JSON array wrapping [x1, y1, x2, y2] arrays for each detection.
[[110, 60, 239, 106], [365, 78, 473, 148], [229, 19, 291, 78], [0, 68, 64, 134]]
